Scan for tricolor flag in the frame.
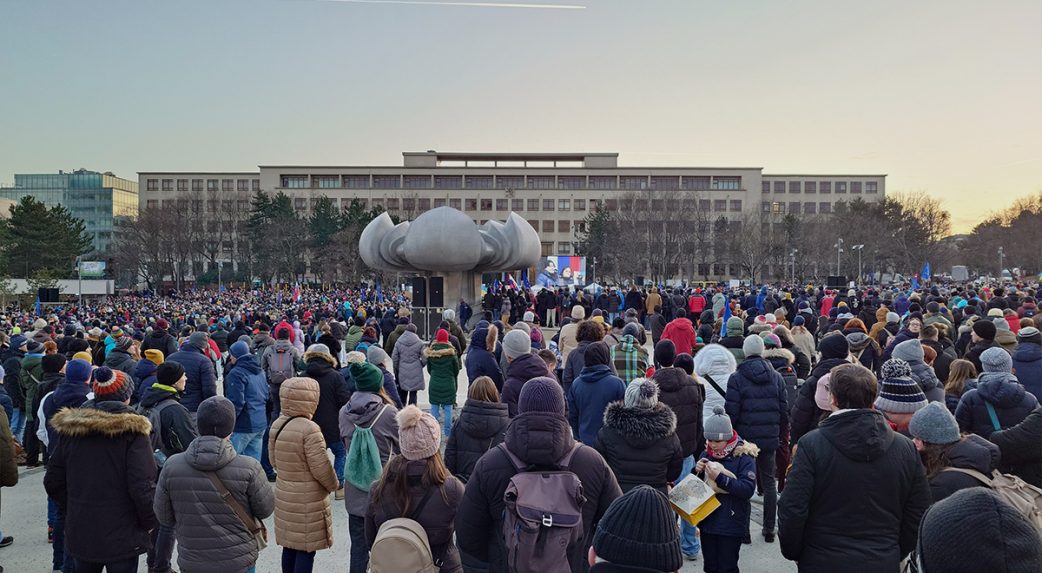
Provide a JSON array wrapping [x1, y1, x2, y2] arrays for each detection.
[[720, 299, 732, 338], [293, 283, 301, 303]]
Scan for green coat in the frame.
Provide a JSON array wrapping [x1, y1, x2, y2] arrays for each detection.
[[19, 354, 44, 422], [344, 325, 364, 352], [425, 343, 460, 406]]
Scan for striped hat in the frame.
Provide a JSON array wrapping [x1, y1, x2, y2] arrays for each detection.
[[874, 370, 927, 414], [92, 367, 133, 403]]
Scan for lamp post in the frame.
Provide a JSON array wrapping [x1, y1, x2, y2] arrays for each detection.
[[998, 247, 1004, 279], [833, 239, 844, 276], [790, 249, 798, 285], [852, 244, 864, 285]]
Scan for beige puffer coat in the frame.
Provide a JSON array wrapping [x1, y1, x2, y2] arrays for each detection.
[[270, 377, 339, 552]]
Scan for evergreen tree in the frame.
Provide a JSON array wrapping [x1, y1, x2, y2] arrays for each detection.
[[0, 196, 92, 277]]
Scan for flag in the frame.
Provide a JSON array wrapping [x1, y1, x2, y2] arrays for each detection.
[[493, 279, 502, 294], [720, 299, 732, 338], [293, 283, 301, 303], [521, 268, 531, 290], [506, 273, 518, 291], [911, 276, 920, 290], [34, 297, 41, 316], [376, 281, 384, 304], [921, 262, 931, 282]]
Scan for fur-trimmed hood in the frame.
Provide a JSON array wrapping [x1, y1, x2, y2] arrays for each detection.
[[304, 350, 336, 367], [732, 440, 760, 458], [424, 343, 457, 358], [50, 403, 151, 437], [602, 402, 676, 446], [763, 347, 795, 364]]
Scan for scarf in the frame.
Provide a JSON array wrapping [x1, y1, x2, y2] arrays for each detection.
[[706, 430, 740, 460]]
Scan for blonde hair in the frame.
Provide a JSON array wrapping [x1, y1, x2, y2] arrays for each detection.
[[945, 359, 977, 398], [468, 376, 500, 403]]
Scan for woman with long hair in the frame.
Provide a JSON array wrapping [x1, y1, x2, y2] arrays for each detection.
[[444, 376, 508, 483], [943, 359, 977, 414], [909, 402, 999, 503]]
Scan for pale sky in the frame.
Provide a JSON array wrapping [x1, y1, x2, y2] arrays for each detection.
[[1, 0, 1039, 232]]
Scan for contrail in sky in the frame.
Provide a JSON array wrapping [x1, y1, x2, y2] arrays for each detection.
[[315, 0, 585, 9]]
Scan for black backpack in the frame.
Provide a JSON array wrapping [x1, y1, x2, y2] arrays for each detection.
[[775, 363, 800, 412]]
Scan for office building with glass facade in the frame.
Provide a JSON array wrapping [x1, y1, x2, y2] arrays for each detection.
[[0, 169, 138, 253]]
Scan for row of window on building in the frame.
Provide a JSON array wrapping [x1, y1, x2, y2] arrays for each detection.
[[277, 174, 744, 191], [146, 178, 260, 192], [762, 181, 878, 194], [763, 201, 849, 214]]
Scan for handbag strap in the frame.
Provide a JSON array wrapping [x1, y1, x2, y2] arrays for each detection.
[[204, 471, 261, 534], [703, 374, 726, 398], [940, 466, 993, 486], [273, 415, 304, 445], [984, 401, 1002, 432]]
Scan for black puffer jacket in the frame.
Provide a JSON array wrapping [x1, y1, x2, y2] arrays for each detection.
[[652, 367, 704, 458], [989, 406, 1042, 487], [779, 409, 930, 572], [955, 371, 1039, 439], [927, 434, 1000, 503], [454, 411, 622, 573], [445, 399, 509, 483], [789, 357, 848, 444], [501, 352, 549, 418], [724, 356, 787, 451], [596, 402, 683, 493], [138, 383, 198, 456], [142, 328, 179, 358], [303, 352, 351, 444]]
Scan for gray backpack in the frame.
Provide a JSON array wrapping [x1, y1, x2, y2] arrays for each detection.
[[137, 399, 179, 466], [499, 442, 586, 573]]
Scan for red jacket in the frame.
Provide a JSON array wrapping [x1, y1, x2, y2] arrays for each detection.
[[661, 317, 697, 355], [688, 295, 706, 314], [274, 320, 295, 342]]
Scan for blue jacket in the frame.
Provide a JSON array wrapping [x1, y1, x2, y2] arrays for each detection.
[[566, 364, 625, 447], [166, 345, 216, 412], [223, 354, 268, 433], [955, 371, 1039, 439], [465, 327, 503, 390], [1012, 342, 1042, 403], [132, 359, 158, 404], [696, 440, 757, 537], [724, 357, 788, 451]]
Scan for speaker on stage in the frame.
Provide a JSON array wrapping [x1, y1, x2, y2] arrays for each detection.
[[411, 277, 428, 308], [429, 276, 445, 308], [38, 287, 59, 303]]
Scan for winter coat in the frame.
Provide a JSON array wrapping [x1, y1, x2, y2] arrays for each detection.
[[19, 353, 43, 421], [653, 366, 705, 458], [724, 356, 788, 452], [142, 328, 179, 358], [210, 328, 230, 353], [661, 317, 697, 355], [303, 352, 352, 444], [927, 434, 1001, 503], [649, 313, 668, 344], [464, 328, 502, 390], [384, 324, 408, 359], [693, 344, 737, 422], [445, 319, 467, 354], [695, 441, 758, 538], [921, 338, 954, 383], [611, 335, 650, 383], [0, 409, 15, 488], [44, 401, 158, 563], [103, 348, 138, 377], [596, 402, 682, 493], [963, 338, 1002, 374], [269, 377, 339, 552], [345, 325, 364, 353], [445, 399, 509, 482], [989, 407, 1042, 487], [138, 383, 198, 455], [778, 409, 931, 573], [789, 357, 849, 445], [154, 435, 275, 573], [501, 352, 550, 418], [339, 392, 399, 516], [454, 410, 622, 573], [559, 321, 581, 365], [891, 340, 944, 402], [132, 358, 159, 404], [317, 333, 342, 368], [224, 353, 269, 434], [167, 345, 217, 412], [425, 343, 461, 406], [792, 328, 817, 362], [718, 335, 746, 365], [365, 460, 466, 573], [881, 328, 917, 362], [955, 371, 1039, 439], [845, 332, 881, 375], [391, 330, 426, 392], [1, 349, 25, 409], [567, 364, 626, 447], [1011, 341, 1042, 402]]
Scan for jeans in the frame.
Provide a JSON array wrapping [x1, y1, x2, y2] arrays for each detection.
[[701, 533, 742, 573], [430, 404, 453, 438], [328, 437, 346, 484], [147, 524, 176, 573], [231, 430, 264, 461], [349, 514, 369, 573], [10, 408, 24, 443], [50, 498, 71, 570], [281, 548, 316, 573], [755, 448, 778, 535], [72, 555, 138, 573], [675, 455, 701, 556]]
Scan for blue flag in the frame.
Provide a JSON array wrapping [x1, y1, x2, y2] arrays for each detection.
[[911, 276, 920, 290], [921, 262, 931, 282], [376, 281, 384, 304], [521, 268, 531, 290], [720, 300, 732, 338], [34, 297, 41, 316]]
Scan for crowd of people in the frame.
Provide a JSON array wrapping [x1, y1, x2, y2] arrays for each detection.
[[0, 280, 1039, 573]]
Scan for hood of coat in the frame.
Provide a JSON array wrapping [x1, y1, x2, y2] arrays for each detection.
[[304, 351, 336, 369], [139, 383, 181, 409], [279, 377, 320, 418], [459, 399, 509, 439], [845, 332, 873, 353], [104, 348, 133, 367], [602, 402, 676, 447], [504, 410, 574, 467], [469, 327, 494, 353], [818, 409, 895, 462], [50, 402, 151, 438], [736, 356, 777, 385], [763, 348, 795, 365], [396, 331, 423, 350], [184, 435, 238, 472], [652, 366, 690, 393], [253, 332, 275, 348], [342, 391, 387, 426], [947, 434, 1000, 474], [507, 352, 549, 381], [424, 343, 457, 359], [577, 363, 618, 385], [230, 353, 262, 375], [615, 335, 642, 354], [133, 358, 158, 380], [977, 371, 1029, 407], [728, 441, 760, 459], [270, 339, 294, 353], [149, 328, 170, 341], [693, 344, 737, 380], [1014, 341, 1042, 364]]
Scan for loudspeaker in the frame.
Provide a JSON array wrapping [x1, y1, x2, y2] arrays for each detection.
[[826, 275, 848, 290], [635, 276, 645, 286], [38, 288, 59, 303], [428, 276, 445, 308], [411, 277, 428, 308]]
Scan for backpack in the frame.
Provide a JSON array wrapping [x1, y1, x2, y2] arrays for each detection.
[[940, 467, 1042, 533], [499, 442, 586, 573], [137, 399, 179, 466], [345, 404, 390, 491], [774, 363, 800, 412], [369, 489, 440, 573], [265, 346, 296, 386]]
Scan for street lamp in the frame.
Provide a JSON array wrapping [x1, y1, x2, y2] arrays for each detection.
[[790, 249, 798, 286], [833, 239, 844, 276], [998, 247, 1004, 280], [852, 244, 865, 285]]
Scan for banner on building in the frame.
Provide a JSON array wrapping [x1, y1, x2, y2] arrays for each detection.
[[535, 256, 587, 287]]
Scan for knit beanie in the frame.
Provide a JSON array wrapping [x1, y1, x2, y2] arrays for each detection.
[[592, 485, 683, 572], [726, 316, 744, 337], [1016, 326, 1042, 346], [396, 405, 441, 461], [9, 335, 27, 350], [881, 358, 913, 380], [350, 361, 384, 393], [503, 329, 531, 361], [886, 311, 900, 324], [919, 488, 1042, 573], [742, 334, 765, 357], [792, 315, 805, 327], [571, 305, 586, 320], [110, 325, 124, 338], [518, 376, 565, 416], [980, 347, 1013, 373], [156, 362, 186, 387], [818, 333, 850, 360], [972, 319, 997, 341], [875, 371, 927, 414], [704, 406, 734, 441], [653, 340, 676, 368], [307, 343, 331, 357], [65, 359, 93, 385], [584, 341, 612, 367], [366, 346, 390, 368], [674, 353, 694, 376], [435, 329, 450, 344], [196, 396, 236, 438], [523, 311, 535, 323], [72, 351, 93, 364], [26, 341, 44, 354], [909, 402, 961, 445], [92, 367, 133, 403], [227, 340, 249, 359], [624, 378, 659, 409], [42, 353, 66, 374], [143, 349, 164, 365], [761, 333, 782, 349]]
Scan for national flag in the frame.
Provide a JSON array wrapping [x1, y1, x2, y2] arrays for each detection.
[[720, 299, 732, 338], [293, 283, 301, 303], [493, 279, 502, 294], [911, 276, 920, 290], [34, 297, 41, 316], [921, 262, 931, 282], [376, 281, 384, 304], [521, 268, 531, 290], [506, 273, 519, 291]]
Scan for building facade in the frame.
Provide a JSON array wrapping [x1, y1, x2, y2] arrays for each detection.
[[139, 151, 885, 280], [0, 169, 138, 253]]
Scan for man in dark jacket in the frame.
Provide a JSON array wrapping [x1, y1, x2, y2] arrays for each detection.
[[963, 319, 1001, 374], [455, 377, 622, 573], [1011, 326, 1042, 402], [779, 363, 930, 572], [224, 341, 268, 462], [142, 318, 179, 358], [989, 406, 1042, 487], [567, 342, 625, 447], [44, 366, 158, 572], [303, 343, 351, 497], [103, 336, 138, 377], [500, 329, 549, 417], [166, 331, 217, 414], [1, 335, 27, 440], [724, 334, 787, 543], [562, 320, 614, 393]]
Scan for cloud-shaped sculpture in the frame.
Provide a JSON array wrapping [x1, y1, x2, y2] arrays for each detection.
[[359, 206, 540, 273]]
